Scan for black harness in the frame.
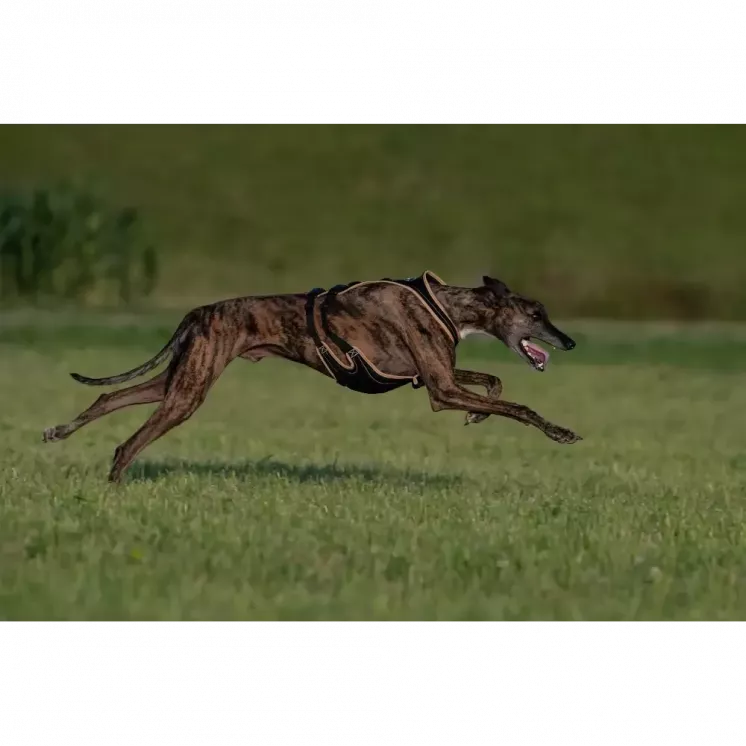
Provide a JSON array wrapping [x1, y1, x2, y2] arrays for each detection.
[[305, 271, 459, 395]]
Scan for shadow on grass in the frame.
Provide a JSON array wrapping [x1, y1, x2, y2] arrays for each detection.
[[130, 456, 465, 489]]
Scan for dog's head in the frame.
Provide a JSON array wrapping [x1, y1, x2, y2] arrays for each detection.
[[475, 275, 576, 371]]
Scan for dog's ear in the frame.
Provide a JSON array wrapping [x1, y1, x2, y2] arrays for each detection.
[[482, 275, 510, 296]]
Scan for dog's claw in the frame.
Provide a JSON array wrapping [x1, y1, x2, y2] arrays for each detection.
[[546, 425, 582, 444], [465, 412, 488, 426], [42, 425, 64, 443]]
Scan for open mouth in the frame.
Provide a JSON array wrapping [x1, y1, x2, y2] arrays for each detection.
[[519, 339, 549, 371]]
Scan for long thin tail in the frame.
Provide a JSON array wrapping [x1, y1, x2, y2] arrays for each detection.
[[70, 316, 191, 386]]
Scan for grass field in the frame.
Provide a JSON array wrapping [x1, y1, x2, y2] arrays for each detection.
[[2, 316, 745, 620]]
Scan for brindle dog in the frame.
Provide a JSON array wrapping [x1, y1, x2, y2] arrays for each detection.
[[42, 274, 582, 482]]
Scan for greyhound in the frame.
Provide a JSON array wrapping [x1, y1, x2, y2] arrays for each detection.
[[42, 271, 582, 482]]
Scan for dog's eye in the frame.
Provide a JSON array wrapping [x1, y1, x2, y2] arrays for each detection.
[[531, 311, 542, 320]]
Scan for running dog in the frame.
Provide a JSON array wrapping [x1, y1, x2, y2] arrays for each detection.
[[42, 271, 582, 482]]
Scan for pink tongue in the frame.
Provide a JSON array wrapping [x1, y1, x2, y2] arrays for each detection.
[[524, 341, 549, 365]]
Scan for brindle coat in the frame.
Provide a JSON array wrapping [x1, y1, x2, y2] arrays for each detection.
[[42, 274, 582, 482]]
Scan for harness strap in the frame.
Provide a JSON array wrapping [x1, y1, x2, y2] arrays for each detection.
[[383, 271, 459, 346], [305, 287, 326, 350], [319, 282, 360, 355]]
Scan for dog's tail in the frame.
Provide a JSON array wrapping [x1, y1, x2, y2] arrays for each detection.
[[70, 315, 192, 386]]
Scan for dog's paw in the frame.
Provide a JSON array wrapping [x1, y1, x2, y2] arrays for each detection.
[[464, 412, 489, 426], [546, 425, 583, 444], [42, 425, 66, 443]]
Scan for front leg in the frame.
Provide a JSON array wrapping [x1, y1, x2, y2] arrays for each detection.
[[433, 383, 581, 443], [455, 369, 502, 426], [421, 366, 580, 443], [408, 337, 581, 444]]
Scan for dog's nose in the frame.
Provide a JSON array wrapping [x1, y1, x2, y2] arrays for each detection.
[[565, 338, 576, 351]]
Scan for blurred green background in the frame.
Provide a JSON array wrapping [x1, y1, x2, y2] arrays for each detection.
[[2, 124, 745, 318]]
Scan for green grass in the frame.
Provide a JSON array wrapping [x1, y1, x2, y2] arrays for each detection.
[[3, 125, 746, 318], [2, 318, 745, 620]]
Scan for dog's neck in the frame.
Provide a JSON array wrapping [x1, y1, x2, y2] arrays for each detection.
[[433, 285, 494, 339]]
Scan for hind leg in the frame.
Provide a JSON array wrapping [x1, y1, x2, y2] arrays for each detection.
[[107, 397, 202, 483], [108, 336, 230, 483], [42, 372, 168, 443]]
